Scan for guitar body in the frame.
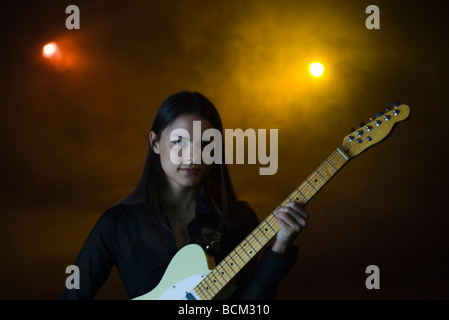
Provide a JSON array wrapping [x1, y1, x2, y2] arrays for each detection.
[[133, 244, 213, 300]]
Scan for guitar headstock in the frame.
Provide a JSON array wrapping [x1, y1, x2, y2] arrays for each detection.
[[340, 102, 410, 158]]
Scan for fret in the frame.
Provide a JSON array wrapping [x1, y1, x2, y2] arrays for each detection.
[[305, 179, 317, 192], [207, 274, 220, 291], [336, 147, 349, 160], [231, 248, 245, 265], [193, 288, 204, 300], [214, 265, 230, 282], [220, 258, 235, 275], [217, 264, 232, 281], [242, 239, 256, 255], [198, 280, 213, 300], [326, 159, 337, 171], [194, 147, 350, 300], [238, 243, 252, 259], [265, 213, 280, 233], [250, 232, 263, 248], [295, 187, 308, 202], [224, 256, 240, 273], [318, 163, 336, 181], [261, 218, 277, 234], [227, 254, 241, 270], [315, 169, 327, 182], [206, 271, 220, 290], [328, 149, 348, 170], [256, 226, 270, 241], [208, 271, 223, 288], [203, 276, 218, 294]]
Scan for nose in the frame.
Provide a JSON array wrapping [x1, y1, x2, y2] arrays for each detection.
[[183, 140, 202, 165]]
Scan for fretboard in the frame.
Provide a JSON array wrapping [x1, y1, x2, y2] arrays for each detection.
[[193, 147, 350, 300]]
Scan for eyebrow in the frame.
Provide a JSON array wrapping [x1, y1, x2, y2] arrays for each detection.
[[169, 133, 189, 139]]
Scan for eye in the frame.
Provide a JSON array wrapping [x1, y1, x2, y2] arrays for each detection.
[[172, 136, 183, 145]]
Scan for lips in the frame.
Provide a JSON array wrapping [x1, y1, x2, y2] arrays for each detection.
[[179, 167, 201, 174]]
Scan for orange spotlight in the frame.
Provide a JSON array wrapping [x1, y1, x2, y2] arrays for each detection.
[[42, 42, 60, 59]]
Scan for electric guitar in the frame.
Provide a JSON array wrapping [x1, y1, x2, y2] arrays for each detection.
[[133, 102, 411, 300]]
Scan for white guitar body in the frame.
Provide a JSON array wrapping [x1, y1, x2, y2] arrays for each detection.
[[133, 244, 212, 300]]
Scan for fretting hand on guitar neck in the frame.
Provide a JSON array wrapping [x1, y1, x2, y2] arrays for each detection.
[[61, 92, 410, 300], [271, 202, 309, 256]]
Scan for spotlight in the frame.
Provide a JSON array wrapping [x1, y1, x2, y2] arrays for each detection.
[[42, 42, 59, 59], [309, 62, 324, 78]]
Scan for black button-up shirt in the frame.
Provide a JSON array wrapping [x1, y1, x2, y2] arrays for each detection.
[[61, 198, 298, 300]]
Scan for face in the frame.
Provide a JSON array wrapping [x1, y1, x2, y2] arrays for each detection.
[[150, 113, 213, 191]]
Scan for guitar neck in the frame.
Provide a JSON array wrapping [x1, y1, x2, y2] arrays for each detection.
[[194, 147, 350, 300]]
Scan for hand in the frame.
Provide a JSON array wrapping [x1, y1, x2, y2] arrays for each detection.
[[271, 201, 309, 256]]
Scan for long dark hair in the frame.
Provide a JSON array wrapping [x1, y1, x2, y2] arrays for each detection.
[[120, 91, 237, 230]]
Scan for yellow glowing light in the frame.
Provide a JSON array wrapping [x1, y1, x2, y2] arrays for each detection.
[[42, 42, 59, 58], [309, 62, 324, 77]]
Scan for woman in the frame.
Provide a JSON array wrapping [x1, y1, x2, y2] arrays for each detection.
[[61, 91, 308, 300]]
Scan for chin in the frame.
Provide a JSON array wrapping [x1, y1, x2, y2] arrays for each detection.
[[175, 176, 202, 188]]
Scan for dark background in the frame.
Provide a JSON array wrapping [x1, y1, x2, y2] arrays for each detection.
[[0, 0, 448, 299]]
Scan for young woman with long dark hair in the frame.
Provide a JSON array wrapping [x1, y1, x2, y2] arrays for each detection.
[[61, 91, 308, 300]]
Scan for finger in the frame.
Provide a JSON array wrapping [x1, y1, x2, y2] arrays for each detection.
[[276, 214, 301, 238], [277, 203, 309, 223], [282, 201, 309, 220], [276, 209, 307, 229]]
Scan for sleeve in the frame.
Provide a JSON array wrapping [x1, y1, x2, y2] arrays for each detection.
[[229, 202, 299, 300], [60, 207, 118, 300], [233, 246, 298, 300]]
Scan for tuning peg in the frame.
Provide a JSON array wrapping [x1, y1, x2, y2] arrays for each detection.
[[351, 128, 355, 132], [393, 101, 402, 107], [386, 107, 391, 112], [375, 112, 384, 118], [358, 122, 365, 128]]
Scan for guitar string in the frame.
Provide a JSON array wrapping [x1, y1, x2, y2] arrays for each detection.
[[222, 148, 349, 276], [263, 149, 340, 214], [234, 146, 350, 268], [194, 147, 350, 300], [192, 144, 352, 300], [191, 125, 404, 299], [185, 123, 396, 300], [262, 149, 344, 233]]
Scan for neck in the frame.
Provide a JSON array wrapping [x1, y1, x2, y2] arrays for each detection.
[[192, 147, 350, 300], [162, 180, 199, 212]]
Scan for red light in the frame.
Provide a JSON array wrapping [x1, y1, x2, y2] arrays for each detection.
[[41, 39, 83, 71], [42, 42, 59, 58]]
